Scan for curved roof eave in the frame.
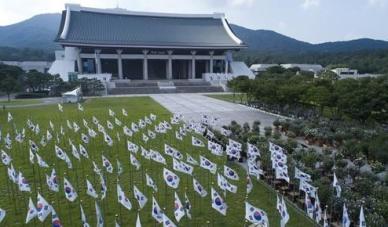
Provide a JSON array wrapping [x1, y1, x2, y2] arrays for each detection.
[[57, 41, 247, 50]]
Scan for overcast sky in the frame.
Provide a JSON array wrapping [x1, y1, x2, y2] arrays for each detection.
[[0, 0, 387, 43]]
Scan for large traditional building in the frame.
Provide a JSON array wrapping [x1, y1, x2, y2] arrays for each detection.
[[49, 4, 254, 83]]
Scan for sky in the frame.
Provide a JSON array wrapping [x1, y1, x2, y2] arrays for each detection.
[[0, 0, 387, 44]]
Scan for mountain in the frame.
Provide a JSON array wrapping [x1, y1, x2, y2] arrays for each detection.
[[1, 13, 388, 56], [230, 24, 388, 54], [0, 13, 61, 50], [230, 25, 313, 53]]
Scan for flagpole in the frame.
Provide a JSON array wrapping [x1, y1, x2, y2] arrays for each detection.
[[36, 163, 43, 194], [4, 166, 17, 216], [244, 195, 249, 227], [64, 172, 73, 226], [211, 181, 215, 227], [117, 179, 123, 225]]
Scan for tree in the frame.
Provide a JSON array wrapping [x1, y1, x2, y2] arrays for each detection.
[[0, 76, 21, 102], [24, 70, 53, 92], [0, 64, 24, 102], [77, 78, 105, 96], [318, 70, 340, 81]]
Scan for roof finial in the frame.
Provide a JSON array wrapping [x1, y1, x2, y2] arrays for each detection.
[[116, 0, 120, 9]]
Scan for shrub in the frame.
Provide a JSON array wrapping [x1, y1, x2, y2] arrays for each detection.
[[273, 119, 280, 128], [286, 131, 297, 138], [252, 120, 261, 134], [15, 92, 47, 99], [273, 130, 281, 140], [264, 126, 272, 137]]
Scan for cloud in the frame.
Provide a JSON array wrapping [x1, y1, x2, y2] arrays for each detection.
[[228, 0, 255, 6], [277, 21, 287, 31], [301, 0, 320, 9], [368, 0, 387, 6]]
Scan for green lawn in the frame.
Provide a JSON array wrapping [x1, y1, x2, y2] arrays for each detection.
[[0, 96, 314, 226], [0, 99, 42, 107], [206, 94, 247, 104]]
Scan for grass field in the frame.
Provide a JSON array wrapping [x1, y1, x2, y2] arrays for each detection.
[[0, 96, 314, 226], [206, 94, 247, 104], [0, 99, 42, 107]]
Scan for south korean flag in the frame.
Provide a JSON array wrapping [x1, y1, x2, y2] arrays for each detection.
[[130, 154, 141, 170], [122, 108, 128, 116], [193, 178, 207, 197], [117, 184, 132, 211], [192, 136, 205, 147], [226, 145, 241, 159], [150, 113, 157, 121], [163, 168, 180, 189], [142, 133, 149, 143], [46, 169, 59, 192], [247, 143, 260, 158], [174, 192, 185, 222], [144, 116, 152, 125], [131, 122, 139, 132], [199, 156, 217, 174], [220, 128, 231, 137], [295, 167, 312, 182], [211, 187, 227, 215], [92, 116, 99, 125], [102, 155, 113, 173], [175, 131, 183, 141], [147, 130, 156, 139], [208, 141, 223, 156], [114, 118, 122, 126], [123, 126, 133, 137], [88, 127, 97, 138], [151, 197, 163, 223], [64, 178, 77, 202], [103, 132, 113, 146], [127, 141, 139, 153], [73, 122, 80, 132], [133, 185, 147, 209], [1, 150, 11, 166], [186, 154, 198, 166], [245, 202, 269, 226], [29, 140, 39, 153], [81, 133, 89, 144], [146, 173, 158, 192], [138, 119, 146, 129], [275, 167, 290, 183], [79, 144, 89, 159], [108, 109, 115, 117], [150, 150, 167, 165], [248, 160, 263, 179], [224, 165, 239, 181]]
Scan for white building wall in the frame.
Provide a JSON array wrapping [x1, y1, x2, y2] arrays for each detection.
[[48, 47, 77, 81]]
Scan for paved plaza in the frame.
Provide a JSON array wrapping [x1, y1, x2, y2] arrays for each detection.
[[151, 93, 281, 130]]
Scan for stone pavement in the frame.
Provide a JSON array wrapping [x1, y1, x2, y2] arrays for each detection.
[[150, 93, 282, 130]]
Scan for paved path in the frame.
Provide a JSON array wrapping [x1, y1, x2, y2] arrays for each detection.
[[151, 93, 282, 129]]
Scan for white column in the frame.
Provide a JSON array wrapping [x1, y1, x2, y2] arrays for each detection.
[[76, 47, 83, 74], [167, 50, 173, 80], [143, 50, 149, 80], [95, 49, 102, 74], [117, 49, 123, 79], [191, 51, 196, 79], [225, 60, 229, 74], [209, 51, 214, 73]]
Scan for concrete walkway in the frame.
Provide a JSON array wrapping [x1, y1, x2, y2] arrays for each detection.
[[150, 93, 282, 129]]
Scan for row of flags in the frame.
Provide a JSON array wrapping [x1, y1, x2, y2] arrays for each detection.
[[2, 108, 366, 226]]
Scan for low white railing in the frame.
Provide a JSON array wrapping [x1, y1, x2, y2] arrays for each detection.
[[203, 73, 235, 82], [78, 73, 112, 82]]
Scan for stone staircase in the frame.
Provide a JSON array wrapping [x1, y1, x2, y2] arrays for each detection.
[[108, 80, 224, 95]]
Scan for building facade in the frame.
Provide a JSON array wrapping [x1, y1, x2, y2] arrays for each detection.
[[49, 4, 253, 82]]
